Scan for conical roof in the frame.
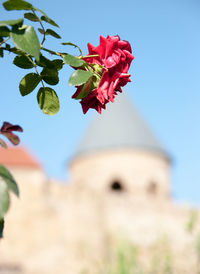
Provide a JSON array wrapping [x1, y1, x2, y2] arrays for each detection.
[[73, 93, 168, 159]]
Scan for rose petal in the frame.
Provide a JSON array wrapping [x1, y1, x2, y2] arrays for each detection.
[[73, 35, 134, 114]]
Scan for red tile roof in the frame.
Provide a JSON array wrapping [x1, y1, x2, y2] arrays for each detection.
[[0, 146, 41, 169]]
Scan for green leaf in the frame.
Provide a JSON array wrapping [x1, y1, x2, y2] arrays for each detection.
[[0, 18, 23, 27], [36, 55, 54, 68], [0, 218, 4, 238], [40, 15, 59, 28], [0, 44, 3, 58], [38, 28, 61, 39], [24, 12, 40, 22], [38, 28, 45, 35], [0, 164, 19, 197], [37, 87, 59, 115], [33, 7, 47, 17], [9, 47, 24, 55], [3, 0, 33, 10], [0, 181, 9, 219], [51, 59, 63, 70], [63, 54, 85, 68], [5, 44, 11, 50], [0, 37, 3, 57], [0, 26, 10, 37], [0, 37, 4, 57], [0, 49, 3, 58], [5, 44, 11, 51], [68, 70, 93, 86], [75, 77, 94, 99], [36, 55, 63, 70], [61, 42, 82, 56], [13, 54, 34, 69], [45, 29, 61, 39], [10, 25, 40, 61], [41, 68, 59, 85], [19, 73, 41, 96]]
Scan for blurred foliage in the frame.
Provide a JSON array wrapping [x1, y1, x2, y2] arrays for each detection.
[[186, 210, 198, 234], [79, 213, 200, 274], [94, 213, 200, 274], [0, 121, 22, 238], [0, 163, 19, 238], [103, 237, 173, 274]]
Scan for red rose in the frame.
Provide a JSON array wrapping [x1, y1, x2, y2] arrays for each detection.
[[72, 35, 134, 114]]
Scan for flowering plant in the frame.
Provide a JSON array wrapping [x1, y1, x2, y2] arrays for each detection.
[[0, 0, 134, 237], [72, 35, 134, 114]]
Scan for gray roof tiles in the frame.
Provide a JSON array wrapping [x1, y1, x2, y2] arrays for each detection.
[[73, 93, 168, 159]]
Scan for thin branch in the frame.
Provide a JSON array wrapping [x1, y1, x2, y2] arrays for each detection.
[[26, 55, 45, 88], [31, 8, 46, 46], [41, 46, 63, 57], [0, 37, 10, 47]]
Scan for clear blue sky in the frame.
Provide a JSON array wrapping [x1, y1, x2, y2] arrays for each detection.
[[1, 0, 200, 205]]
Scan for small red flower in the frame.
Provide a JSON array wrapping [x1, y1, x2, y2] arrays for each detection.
[[72, 35, 134, 114]]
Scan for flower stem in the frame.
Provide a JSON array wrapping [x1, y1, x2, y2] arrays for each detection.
[[86, 63, 101, 78], [82, 54, 99, 58]]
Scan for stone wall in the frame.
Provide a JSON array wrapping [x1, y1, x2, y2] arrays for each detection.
[[0, 152, 198, 274]]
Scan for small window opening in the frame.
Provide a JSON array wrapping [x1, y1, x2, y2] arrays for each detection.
[[147, 181, 157, 195], [110, 181, 124, 192]]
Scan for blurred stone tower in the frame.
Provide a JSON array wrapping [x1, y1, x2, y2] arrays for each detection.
[[0, 94, 196, 274], [69, 93, 170, 201]]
